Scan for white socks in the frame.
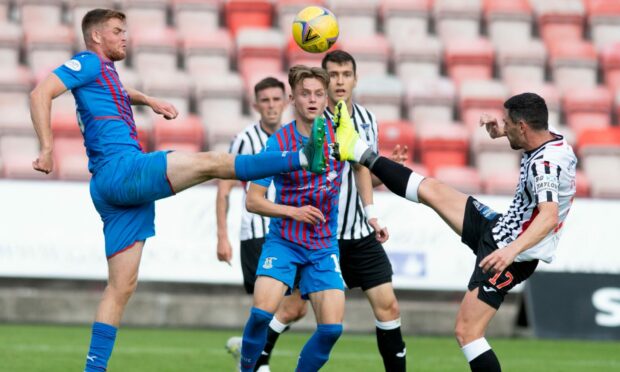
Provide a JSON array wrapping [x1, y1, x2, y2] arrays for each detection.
[[405, 172, 425, 203], [461, 337, 491, 362], [269, 317, 289, 334], [375, 318, 402, 330]]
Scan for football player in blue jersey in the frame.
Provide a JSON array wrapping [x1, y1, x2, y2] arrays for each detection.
[[29, 9, 327, 372]]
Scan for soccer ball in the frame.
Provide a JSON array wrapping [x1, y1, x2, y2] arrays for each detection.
[[292, 6, 339, 53]]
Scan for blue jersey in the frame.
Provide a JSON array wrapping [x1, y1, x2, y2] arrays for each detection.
[[54, 51, 141, 173], [254, 120, 344, 250]]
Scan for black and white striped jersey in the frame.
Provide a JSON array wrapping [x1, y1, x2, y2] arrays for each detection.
[[228, 123, 277, 241], [491, 133, 577, 263], [325, 103, 379, 240]]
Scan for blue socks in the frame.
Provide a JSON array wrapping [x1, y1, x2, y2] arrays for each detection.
[[84, 322, 117, 372], [240, 307, 274, 372], [234, 151, 301, 181], [297, 324, 343, 372]]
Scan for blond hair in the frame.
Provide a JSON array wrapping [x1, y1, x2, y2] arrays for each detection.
[[288, 65, 330, 91]]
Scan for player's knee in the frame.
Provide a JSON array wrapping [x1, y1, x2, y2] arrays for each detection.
[[373, 297, 400, 321], [292, 301, 308, 321], [107, 281, 137, 303], [317, 323, 343, 344], [454, 321, 481, 346]]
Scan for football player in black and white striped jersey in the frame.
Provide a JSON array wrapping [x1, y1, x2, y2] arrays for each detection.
[[337, 92, 577, 372], [217, 77, 308, 372], [323, 50, 408, 372]]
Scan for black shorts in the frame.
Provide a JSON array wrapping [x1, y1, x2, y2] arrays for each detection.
[[462, 197, 539, 310], [240, 238, 265, 294], [338, 234, 393, 291]]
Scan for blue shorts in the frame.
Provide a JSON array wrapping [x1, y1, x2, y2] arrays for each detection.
[[256, 235, 345, 299], [90, 151, 175, 258]]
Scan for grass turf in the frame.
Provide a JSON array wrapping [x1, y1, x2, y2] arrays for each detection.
[[1, 324, 619, 371]]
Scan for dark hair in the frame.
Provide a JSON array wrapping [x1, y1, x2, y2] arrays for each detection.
[[254, 77, 285, 98], [288, 65, 330, 91], [321, 50, 357, 74], [503, 92, 548, 131], [82, 8, 126, 44]]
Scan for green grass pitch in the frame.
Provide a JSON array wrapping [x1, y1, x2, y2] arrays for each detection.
[[1, 324, 619, 371]]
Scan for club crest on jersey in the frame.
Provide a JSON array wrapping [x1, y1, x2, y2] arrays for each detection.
[[262, 257, 277, 269], [64, 59, 81, 71]]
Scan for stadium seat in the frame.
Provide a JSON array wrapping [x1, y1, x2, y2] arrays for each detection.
[[587, 0, 620, 49], [497, 39, 547, 86], [131, 27, 179, 74], [416, 121, 469, 175], [337, 35, 391, 76], [435, 165, 482, 194], [393, 36, 442, 82], [224, 0, 273, 37], [195, 72, 244, 142], [18, 0, 64, 27], [458, 80, 508, 132], [578, 127, 620, 198], [328, 0, 378, 37], [577, 127, 620, 150], [509, 83, 561, 127], [377, 120, 415, 161], [68, 0, 116, 48], [380, 0, 431, 46], [482, 170, 520, 195], [0, 106, 34, 136], [0, 135, 48, 180], [601, 43, 620, 91], [276, 0, 326, 31], [236, 28, 286, 81], [563, 86, 613, 132], [51, 111, 81, 139], [24, 25, 75, 74], [153, 114, 204, 152], [354, 76, 404, 122], [548, 40, 598, 93], [0, 66, 31, 113], [0, 1, 8, 20], [0, 23, 22, 69], [243, 71, 289, 109], [53, 137, 90, 181], [471, 128, 521, 181], [434, 0, 482, 43], [182, 29, 233, 78], [484, 0, 533, 46], [114, 64, 142, 92], [286, 37, 325, 68], [405, 78, 456, 123], [535, 0, 585, 45], [141, 71, 192, 119], [172, 0, 221, 36], [575, 169, 590, 198], [121, 0, 169, 32], [444, 38, 494, 86], [208, 114, 251, 150]]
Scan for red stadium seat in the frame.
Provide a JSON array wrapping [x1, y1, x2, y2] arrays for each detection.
[[444, 38, 495, 86], [24, 25, 75, 74], [153, 115, 204, 152], [548, 40, 598, 93], [122, 0, 169, 32], [577, 127, 620, 150], [131, 28, 179, 74], [406, 78, 456, 123], [0, 23, 23, 69], [497, 39, 547, 86], [380, 0, 432, 46], [377, 120, 415, 161], [434, 0, 482, 42], [601, 43, 620, 91], [575, 170, 590, 198], [329, 0, 378, 38], [416, 121, 469, 175], [578, 128, 620, 198], [0, 135, 48, 180], [286, 37, 326, 68], [563, 86, 613, 133], [337, 34, 391, 76], [586, 0, 620, 49], [172, 0, 221, 36], [276, 0, 326, 31], [53, 137, 90, 181], [483, 170, 520, 195], [225, 0, 273, 37], [535, 0, 585, 45], [458, 80, 508, 132], [354, 75, 404, 122], [236, 28, 285, 81], [435, 165, 482, 195], [393, 36, 442, 82], [51, 112, 82, 139], [484, 0, 533, 46], [19, 0, 64, 27], [182, 30, 233, 77]]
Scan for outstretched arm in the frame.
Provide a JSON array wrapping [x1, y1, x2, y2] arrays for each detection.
[[216, 179, 237, 264], [125, 86, 178, 120], [30, 73, 68, 174], [246, 182, 325, 225]]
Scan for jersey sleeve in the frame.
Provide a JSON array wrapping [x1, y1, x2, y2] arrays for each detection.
[[530, 159, 561, 204], [251, 135, 281, 188], [53, 53, 101, 90], [370, 112, 379, 153], [228, 132, 246, 155]]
